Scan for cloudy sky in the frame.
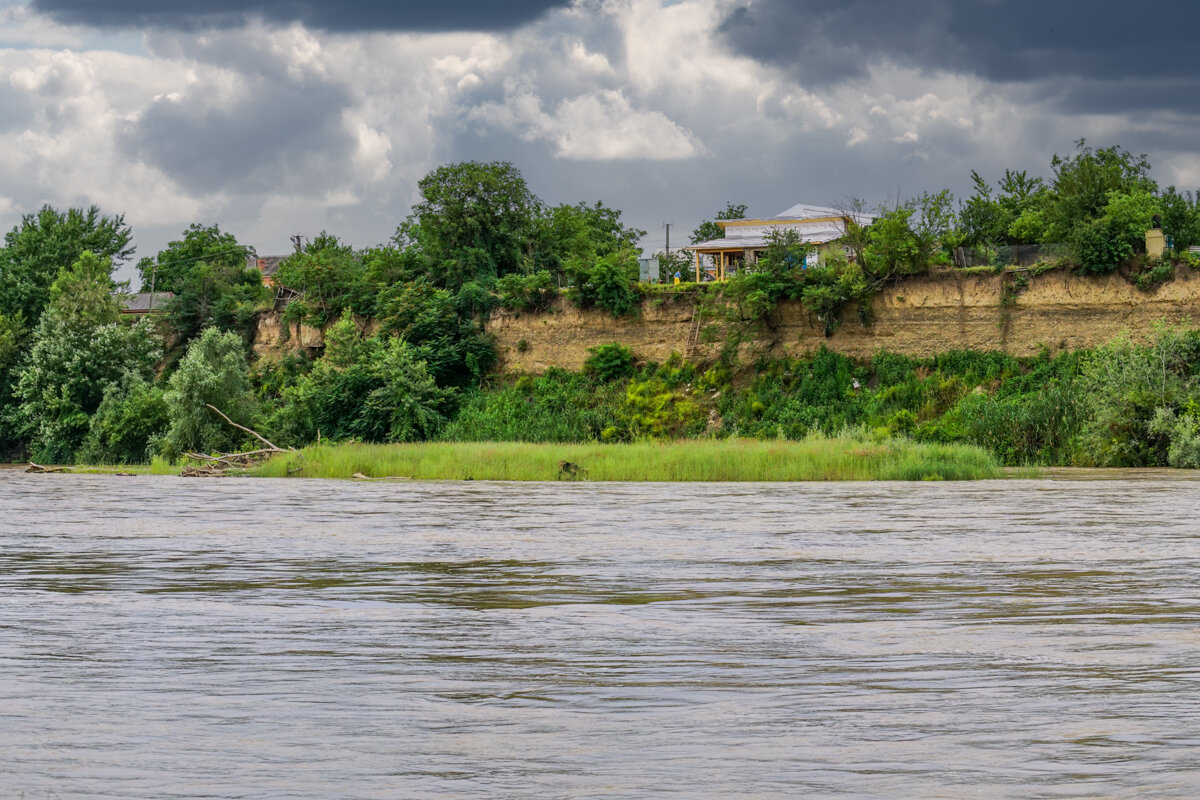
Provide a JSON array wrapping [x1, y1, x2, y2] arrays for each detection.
[[4, 0, 1200, 269]]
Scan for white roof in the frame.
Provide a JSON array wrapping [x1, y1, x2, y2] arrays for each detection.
[[688, 229, 844, 251], [771, 203, 875, 224]]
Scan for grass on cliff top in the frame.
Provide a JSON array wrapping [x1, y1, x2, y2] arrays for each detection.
[[249, 437, 1000, 482]]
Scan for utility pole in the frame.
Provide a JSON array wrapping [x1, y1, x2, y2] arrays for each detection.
[[663, 222, 673, 254], [147, 262, 156, 315]]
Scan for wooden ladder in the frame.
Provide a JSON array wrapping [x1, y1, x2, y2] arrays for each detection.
[[684, 308, 702, 360]]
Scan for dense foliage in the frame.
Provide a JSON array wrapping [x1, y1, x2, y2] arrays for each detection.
[[4, 148, 1200, 470]]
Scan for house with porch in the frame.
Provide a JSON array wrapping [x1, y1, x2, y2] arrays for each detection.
[[685, 203, 874, 282]]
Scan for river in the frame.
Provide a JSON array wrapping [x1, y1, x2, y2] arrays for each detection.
[[2, 473, 1199, 798]]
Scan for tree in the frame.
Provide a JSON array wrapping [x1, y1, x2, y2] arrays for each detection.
[[79, 376, 169, 464], [265, 314, 451, 446], [566, 249, 641, 317], [862, 207, 921, 279], [0, 205, 133, 326], [1160, 187, 1200, 253], [1044, 140, 1156, 244], [137, 223, 251, 294], [47, 251, 124, 327], [14, 253, 160, 462], [165, 259, 268, 348], [162, 327, 258, 457], [376, 279, 496, 388], [690, 202, 748, 245], [541, 201, 646, 277], [398, 161, 543, 291], [272, 233, 371, 326]]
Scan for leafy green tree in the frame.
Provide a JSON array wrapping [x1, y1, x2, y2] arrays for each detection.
[[398, 161, 543, 291], [273, 232, 372, 327], [164, 260, 268, 348], [690, 202, 748, 244], [541, 201, 646, 277], [1077, 327, 1200, 466], [1160, 187, 1200, 253], [137, 224, 251, 294], [0, 312, 29, 454], [79, 376, 169, 464], [376, 279, 496, 388], [725, 228, 810, 321], [567, 249, 641, 317], [0, 205, 133, 327], [960, 170, 1046, 248], [47, 251, 125, 326], [862, 207, 921, 279], [1044, 140, 1156, 244], [1074, 189, 1162, 274], [162, 327, 258, 457], [494, 270, 557, 311], [911, 189, 958, 265], [958, 171, 1002, 249], [266, 314, 451, 446], [14, 253, 160, 462]]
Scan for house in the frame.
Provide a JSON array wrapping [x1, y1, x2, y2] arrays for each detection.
[[120, 292, 174, 315], [247, 255, 288, 286], [685, 203, 875, 281]]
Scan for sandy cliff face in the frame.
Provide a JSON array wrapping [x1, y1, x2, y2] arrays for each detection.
[[251, 267, 1200, 371], [486, 267, 1200, 372]]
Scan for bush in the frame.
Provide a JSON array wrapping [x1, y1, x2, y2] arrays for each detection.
[[266, 323, 452, 447], [495, 270, 557, 311], [441, 369, 624, 442], [79, 376, 169, 464], [568, 251, 640, 317], [583, 343, 635, 382]]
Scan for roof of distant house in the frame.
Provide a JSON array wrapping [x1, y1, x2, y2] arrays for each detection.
[[120, 292, 174, 314], [248, 255, 289, 278]]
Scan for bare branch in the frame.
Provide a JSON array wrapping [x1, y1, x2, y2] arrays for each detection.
[[204, 404, 283, 451]]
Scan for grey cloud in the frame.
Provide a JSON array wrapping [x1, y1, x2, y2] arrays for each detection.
[[122, 73, 356, 195], [719, 0, 1200, 112], [30, 0, 573, 32]]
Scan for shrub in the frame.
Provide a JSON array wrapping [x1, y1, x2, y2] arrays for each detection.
[[79, 376, 169, 464], [568, 251, 640, 317], [495, 270, 557, 311], [583, 343, 635, 382]]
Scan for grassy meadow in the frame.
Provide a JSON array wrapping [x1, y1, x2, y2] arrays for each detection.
[[248, 437, 1001, 482]]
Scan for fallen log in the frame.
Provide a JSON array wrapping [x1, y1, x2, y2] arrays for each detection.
[[179, 406, 293, 476], [25, 462, 67, 474]]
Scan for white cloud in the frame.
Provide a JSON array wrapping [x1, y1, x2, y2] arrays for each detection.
[[470, 83, 706, 160], [0, 3, 84, 48]]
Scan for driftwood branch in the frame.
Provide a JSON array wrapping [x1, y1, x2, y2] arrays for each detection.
[[204, 404, 284, 452], [26, 462, 67, 474]]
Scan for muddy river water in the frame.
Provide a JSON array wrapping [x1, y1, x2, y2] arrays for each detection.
[[2, 473, 1198, 798]]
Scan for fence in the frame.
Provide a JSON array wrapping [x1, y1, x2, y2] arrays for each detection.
[[954, 244, 1069, 269]]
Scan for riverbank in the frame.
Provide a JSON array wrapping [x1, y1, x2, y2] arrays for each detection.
[[246, 438, 1000, 482]]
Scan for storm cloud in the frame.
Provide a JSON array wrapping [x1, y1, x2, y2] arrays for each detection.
[[719, 0, 1200, 111], [30, 0, 573, 32], [6, 0, 1200, 268]]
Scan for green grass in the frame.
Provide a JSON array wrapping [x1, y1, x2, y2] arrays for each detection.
[[70, 456, 181, 475], [248, 437, 1000, 482]]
